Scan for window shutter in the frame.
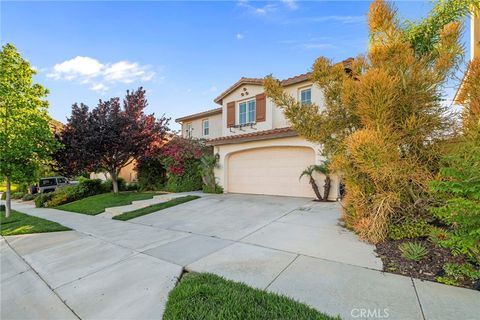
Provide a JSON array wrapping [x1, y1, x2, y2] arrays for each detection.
[[256, 93, 266, 122], [227, 101, 235, 127]]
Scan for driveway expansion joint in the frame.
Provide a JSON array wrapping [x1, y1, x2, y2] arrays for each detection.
[[411, 277, 427, 320], [264, 254, 300, 290], [3, 237, 82, 320]]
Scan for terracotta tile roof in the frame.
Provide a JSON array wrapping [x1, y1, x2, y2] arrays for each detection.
[[175, 107, 222, 123], [213, 77, 264, 104], [280, 72, 311, 86], [206, 127, 298, 146], [213, 58, 354, 105]]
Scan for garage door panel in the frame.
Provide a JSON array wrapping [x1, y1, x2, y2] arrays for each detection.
[[227, 147, 315, 198]]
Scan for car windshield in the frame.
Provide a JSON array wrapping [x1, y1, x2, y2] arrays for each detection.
[[39, 178, 57, 187]]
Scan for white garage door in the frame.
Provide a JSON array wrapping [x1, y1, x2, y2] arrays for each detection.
[[227, 146, 315, 198]]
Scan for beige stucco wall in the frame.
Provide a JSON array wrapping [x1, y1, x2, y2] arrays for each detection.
[[213, 136, 340, 200], [472, 11, 480, 59], [277, 82, 325, 128], [220, 81, 325, 136], [89, 160, 137, 183], [181, 112, 222, 139], [221, 84, 272, 136]]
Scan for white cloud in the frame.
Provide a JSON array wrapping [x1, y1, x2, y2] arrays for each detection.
[[282, 0, 298, 10], [237, 0, 277, 16], [48, 56, 103, 80], [90, 83, 108, 92], [236, 33, 244, 40], [47, 56, 155, 92], [103, 61, 154, 84]]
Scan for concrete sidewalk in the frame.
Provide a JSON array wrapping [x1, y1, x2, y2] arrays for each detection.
[[3, 196, 479, 320]]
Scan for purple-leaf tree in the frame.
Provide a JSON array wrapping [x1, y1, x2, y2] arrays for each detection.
[[55, 88, 169, 193]]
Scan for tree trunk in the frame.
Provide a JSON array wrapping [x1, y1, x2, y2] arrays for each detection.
[[110, 171, 119, 194], [323, 175, 331, 202], [309, 177, 323, 201], [5, 176, 11, 218]]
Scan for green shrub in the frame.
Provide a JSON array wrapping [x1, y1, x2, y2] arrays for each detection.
[[77, 179, 104, 196], [443, 262, 480, 281], [102, 178, 126, 192], [11, 192, 25, 200], [0, 204, 5, 211], [22, 193, 37, 201], [1, 192, 6, 200], [435, 276, 459, 286], [429, 137, 480, 264], [399, 242, 429, 261], [388, 218, 437, 240], [35, 193, 54, 208], [436, 262, 480, 286], [165, 163, 203, 192], [46, 189, 71, 207], [36, 179, 106, 208], [166, 175, 202, 192], [124, 183, 139, 191], [137, 157, 166, 190], [202, 184, 223, 194]]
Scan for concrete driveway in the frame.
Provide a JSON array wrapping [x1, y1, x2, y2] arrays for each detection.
[[132, 194, 381, 269], [3, 194, 479, 320]]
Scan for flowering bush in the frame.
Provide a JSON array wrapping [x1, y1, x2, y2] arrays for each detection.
[[161, 137, 208, 192]]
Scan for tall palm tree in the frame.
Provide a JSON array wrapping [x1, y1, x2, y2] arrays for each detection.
[[299, 161, 331, 201]]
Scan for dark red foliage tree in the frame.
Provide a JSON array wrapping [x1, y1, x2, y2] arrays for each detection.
[[54, 88, 169, 193], [53, 103, 95, 176]]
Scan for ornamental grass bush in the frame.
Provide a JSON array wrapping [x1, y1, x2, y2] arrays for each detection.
[[264, 0, 473, 243]]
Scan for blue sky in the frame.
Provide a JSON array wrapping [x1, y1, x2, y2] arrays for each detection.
[[1, 1, 472, 130]]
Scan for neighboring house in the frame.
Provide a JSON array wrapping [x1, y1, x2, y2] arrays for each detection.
[[175, 108, 223, 139], [455, 9, 479, 102], [90, 160, 138, 183], [176, 59, 352, 199]]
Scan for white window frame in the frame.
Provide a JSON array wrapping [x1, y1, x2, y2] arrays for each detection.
[[186, 123, 192, 138], [202, 119, 209, 136], [238, 99, 256, 125], [299, 87, 312, 106]]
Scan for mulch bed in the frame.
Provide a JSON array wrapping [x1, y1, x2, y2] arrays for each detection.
[[375, 238, 477, 289]]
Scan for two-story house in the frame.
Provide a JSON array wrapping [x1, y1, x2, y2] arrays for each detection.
[[455, 8, 479, 102], [176, 60, 352, 198]]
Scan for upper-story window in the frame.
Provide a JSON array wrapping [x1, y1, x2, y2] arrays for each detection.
[[300, 88, 312, 105], [239, 99, 256, 125], [186, 123, 192, 138], [202, 119, 209, 136]]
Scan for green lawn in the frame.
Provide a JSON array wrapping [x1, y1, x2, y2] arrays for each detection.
[[113, 195, 200, 221], [163, 272, 339, 320], [0, 209, 70, 236], [56, 192, 160, 215]]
